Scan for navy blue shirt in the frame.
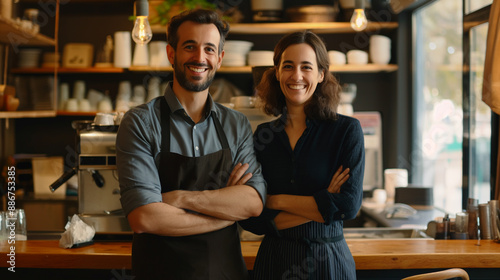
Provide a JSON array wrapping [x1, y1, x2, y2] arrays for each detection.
[[240, 114, 364, 235]]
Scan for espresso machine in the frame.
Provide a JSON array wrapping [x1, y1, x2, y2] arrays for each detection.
[[50, 119, 131, 234]]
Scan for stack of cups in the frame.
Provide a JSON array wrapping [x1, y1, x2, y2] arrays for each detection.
[[114, 31, 132, 68], [369, 35, 391, 65], [384, 168, 408, 202], [132, 43, 149, 66], [149, 41, 170, 68]]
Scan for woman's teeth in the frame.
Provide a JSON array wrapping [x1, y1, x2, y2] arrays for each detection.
[[289, 85, 305, 90]]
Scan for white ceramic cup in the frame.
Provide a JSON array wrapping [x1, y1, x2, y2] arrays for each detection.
[[59, 83, 70, 110], [73, 80, 86, 100], [97, 97, 113, 112], [372, 189, 387, 204], [65, 98, 78, 111], [370, 35, 391, 64], [79, 99, 91, 112], [328, 50, 346, 65], [384, 168, 408, 201], [149, 41, 170, 68], [347, 50, 368, 65], [132, 43, 149, 66], [114, 31, 132, 68], [117, 81, 132, 102]]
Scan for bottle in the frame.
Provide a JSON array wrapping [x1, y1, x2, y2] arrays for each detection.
[[442, 214, 450, 240], [467, 198, 479, 239]]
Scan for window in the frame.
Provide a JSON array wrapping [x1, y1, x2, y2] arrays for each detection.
[[412, 0, 491, 213], [413, 0, 464, 213], [469, 23, 490, 203], [465, 0, 493, 14]]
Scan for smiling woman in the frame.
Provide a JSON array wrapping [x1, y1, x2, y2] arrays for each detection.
[[239, 30, 365, 280]]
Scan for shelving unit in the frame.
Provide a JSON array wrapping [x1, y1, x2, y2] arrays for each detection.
[[1, 12, 58, 119], [13, 64, 397, 76], [11, 67, 125, 74], [151, 21, 398, 35], [0, 16, 56, 46]]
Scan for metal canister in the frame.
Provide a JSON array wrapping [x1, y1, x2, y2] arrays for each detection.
[[478, 203, 492, 240]]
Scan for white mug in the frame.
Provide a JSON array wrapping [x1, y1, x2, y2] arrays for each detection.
[[132, 43, 149, 66], [65, 98, 78, 111], [347, 50, 368, 65], [59, 83, 70, 110], [370, 35, 391, 64], [372, 189, 387, 204], [384, 168, 408, 200], [328, 50, 346, 65], [73, 80, 86, 100], [79, 99, 91, 112]]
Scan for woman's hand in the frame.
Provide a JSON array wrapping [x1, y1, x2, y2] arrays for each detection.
[[226, 163, 252, 186], [327, 166, 350, 193]]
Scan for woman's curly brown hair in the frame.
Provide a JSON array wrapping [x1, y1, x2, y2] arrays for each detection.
[[256, 31, 341, 120]]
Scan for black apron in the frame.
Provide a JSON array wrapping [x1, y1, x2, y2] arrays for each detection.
[[132, 98, 248, 280]]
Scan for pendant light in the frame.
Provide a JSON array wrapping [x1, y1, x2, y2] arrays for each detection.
[[350, 0, 368, 32], [132, 0, 153, 45]]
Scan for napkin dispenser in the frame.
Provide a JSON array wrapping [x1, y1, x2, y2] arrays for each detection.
[[395, 186, 434, 206]]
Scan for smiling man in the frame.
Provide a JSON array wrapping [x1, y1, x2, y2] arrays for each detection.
[[116, 9, 266, 280]]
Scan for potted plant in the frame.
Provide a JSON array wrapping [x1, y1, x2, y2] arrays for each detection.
[[149, 0, 243, 26]]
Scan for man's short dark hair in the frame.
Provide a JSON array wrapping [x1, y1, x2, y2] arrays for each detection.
[[167, 9, 230, 54]]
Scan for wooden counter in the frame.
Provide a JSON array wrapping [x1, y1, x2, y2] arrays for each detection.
[[1, 239, 499, 271]]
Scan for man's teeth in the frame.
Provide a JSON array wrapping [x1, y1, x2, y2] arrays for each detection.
[[189, 67, 205, 73], [289, 85, 305, 89]]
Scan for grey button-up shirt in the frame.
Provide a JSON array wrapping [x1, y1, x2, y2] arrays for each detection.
[[116, 82, 266, 216]]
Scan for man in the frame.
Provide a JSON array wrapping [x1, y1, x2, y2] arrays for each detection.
[[116, 9, 266, 280]]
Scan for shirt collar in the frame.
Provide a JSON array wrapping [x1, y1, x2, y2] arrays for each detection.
[[274, 110, 319, 128], [163, 82, 217, 120]]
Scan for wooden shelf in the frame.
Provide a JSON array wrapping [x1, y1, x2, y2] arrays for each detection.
[[0, 110, 56, 119], [152, 21, 398, 35], [130, 64, 398, 73], [331, 64, 398, 73], [11, 67, 125, 74], [0, 16, 56, 46], [56, 110, 98, 116]]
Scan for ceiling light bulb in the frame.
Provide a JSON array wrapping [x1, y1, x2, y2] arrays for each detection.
[[350, 9, 368, 31], [132, 16, 152, 45]]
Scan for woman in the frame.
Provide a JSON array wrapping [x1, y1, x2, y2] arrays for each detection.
[[239, 31, 365, 279]]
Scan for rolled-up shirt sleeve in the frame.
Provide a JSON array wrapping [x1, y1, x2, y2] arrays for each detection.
[[227, 112, 267, 204], [116, 107, 162, 216], [313, 120, 365, 224]]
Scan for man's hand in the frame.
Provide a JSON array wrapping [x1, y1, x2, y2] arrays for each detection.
[[162, 163, 252, 207], [327, 166, 350, 194], [226, 162, 252, 186]]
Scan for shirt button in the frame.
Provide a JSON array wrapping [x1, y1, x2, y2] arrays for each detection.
[[195, 146, 199, 151], [193, 125, 197, 130]]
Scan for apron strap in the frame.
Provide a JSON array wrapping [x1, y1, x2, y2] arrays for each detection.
[[159, 97, 231, 188], [160, 97, 171, 158], [160, 97, 230, 152]]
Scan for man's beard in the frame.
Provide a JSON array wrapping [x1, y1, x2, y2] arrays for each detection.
[[174, 58, 216, 92]]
